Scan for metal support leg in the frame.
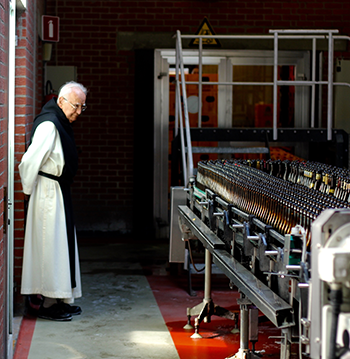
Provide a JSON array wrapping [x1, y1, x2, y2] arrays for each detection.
[[269, 328, 291, 359], [240, 303, 249, 353], [185, 244, 196, 297], [279, 329, 291, 359], [232, 312, 239, 334], [191, 249, 213, 338], [184, 249, 238, 338], [226, 294, 261, 359]]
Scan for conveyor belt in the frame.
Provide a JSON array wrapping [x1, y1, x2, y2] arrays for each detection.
[[178, 205, 295, 329], [178, 205, 226, 251], [212, 249, 294, 328]]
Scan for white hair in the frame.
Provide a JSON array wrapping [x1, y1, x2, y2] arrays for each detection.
[[58, 81, 87, 99]]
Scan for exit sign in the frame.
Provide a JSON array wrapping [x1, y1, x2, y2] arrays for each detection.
[[42, 15, 60, 42]]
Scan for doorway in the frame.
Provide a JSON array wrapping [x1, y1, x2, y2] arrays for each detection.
[[154, 48, 311, 237]]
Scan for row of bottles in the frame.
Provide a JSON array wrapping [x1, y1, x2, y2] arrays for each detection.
[[196, 159, 350, 246], [248, 159, 350, 200]]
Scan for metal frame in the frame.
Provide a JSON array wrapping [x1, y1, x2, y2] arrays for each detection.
[[309, 209, 350, 359], [171, 128, 349, 186], [7, 2, 16, 358], [165, 48, 311, 129], [176, 158, 350, 359], [156, 48, 313, 233], [178, 205, 294, 328], [174, 30, 350, 185], [176, 179, 302, 359]]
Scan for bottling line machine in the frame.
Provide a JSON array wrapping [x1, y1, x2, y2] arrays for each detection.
[[168, 29, 350, 359], [171, 159, 350, 359]]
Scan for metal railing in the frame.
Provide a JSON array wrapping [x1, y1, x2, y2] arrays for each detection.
[[174, 29, 350, 185]]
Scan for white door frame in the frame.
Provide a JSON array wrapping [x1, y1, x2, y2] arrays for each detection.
[[153, 51, 170, 238], [7, 1, 16, 357]]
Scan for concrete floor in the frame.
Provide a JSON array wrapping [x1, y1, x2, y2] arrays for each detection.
[[14, 235, 284, 359], [16, 237, 180, 359]]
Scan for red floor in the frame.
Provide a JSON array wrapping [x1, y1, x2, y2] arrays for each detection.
[[14, 275, 284, 359], [13, 316, 36, 359], [147, 274, 282, 359]]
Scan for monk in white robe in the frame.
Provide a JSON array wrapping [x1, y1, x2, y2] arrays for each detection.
[[19, 81, 87, 321]]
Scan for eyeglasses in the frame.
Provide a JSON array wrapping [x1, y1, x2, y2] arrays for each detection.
[[63, 97, 87, 112]]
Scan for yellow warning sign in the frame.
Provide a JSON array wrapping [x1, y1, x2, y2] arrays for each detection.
[[189, 17, 221, 47]]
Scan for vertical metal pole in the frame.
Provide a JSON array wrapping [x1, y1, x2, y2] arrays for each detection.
[[327, 31, 334, 141], [273, 32, 278, 140], [204, 249, 212, 303], [198, 37, 203, 128], [177, 81, 188, 185], [175, 32, 188, 184], [318, 51, 323, 128], [311, 37, 316, 128], [280, 329, 291, 359], [175, 42, 180, 138], [177, 30, 194, 182], [240, 305, 249, 351]]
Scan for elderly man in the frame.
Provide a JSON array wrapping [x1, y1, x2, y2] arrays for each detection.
[[19, 81, 87, 321]]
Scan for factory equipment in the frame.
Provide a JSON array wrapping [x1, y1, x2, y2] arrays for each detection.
[[174, 158, 350, 359], [168, 28, 350, 359]]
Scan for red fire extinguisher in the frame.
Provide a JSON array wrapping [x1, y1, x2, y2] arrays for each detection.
[[44, 80, 58, 105]]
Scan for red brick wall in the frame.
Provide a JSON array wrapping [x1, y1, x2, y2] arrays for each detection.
[[4, 0, 350, 320], [42, 0, 350, 234], [14, 0, 44, 312]]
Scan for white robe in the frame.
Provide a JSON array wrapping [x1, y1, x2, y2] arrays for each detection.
[[19, 121, 82, 302]]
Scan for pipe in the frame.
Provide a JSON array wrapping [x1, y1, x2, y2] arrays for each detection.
[[240, 302, 249, 350], [204, 249, 212, 303], [176, 30, 194, 182], [319, 52, 323, 128], [177, 79, 188, 185], [273, 32, 278, 140], [327, 32, 334, 141], [174, 46, 179, 138], [175, 34, 188, 184], [179, 80, 350, 87], [311, 37, 316, 128], [328, 285, 342, 359], [179, 34, 346, 40], [198, 37, 202, 128]]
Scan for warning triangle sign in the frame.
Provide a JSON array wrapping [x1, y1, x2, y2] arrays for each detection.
[[189, 17, 221, 48]]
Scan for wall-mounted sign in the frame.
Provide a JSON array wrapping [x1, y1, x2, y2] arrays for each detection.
[[189, 17, 221, 48], [42, 15, 60, 42]]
